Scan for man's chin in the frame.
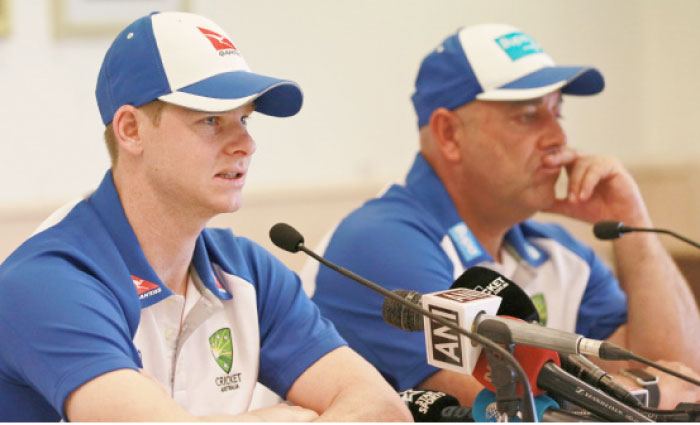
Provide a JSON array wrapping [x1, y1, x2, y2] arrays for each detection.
[[526, 189, 558, 214]]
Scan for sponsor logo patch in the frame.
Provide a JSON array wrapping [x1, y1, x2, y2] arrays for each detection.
[[209, 328, 242, 392], [436, 288, 493, 303], [198, 27, 239, 56], [131, 275, 162, 300], [214, 276, 229, 296], [448, 223, 483, 262], [209, 328, 234, 373], [473, 276, 509, 296], [428, 305, 463, 367], [494, 31, 543, 61], [531, 293, 548, 326]]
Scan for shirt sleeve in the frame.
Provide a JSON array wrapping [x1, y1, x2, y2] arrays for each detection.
[[575, 250, 628, 339], [0, 254, 140, 420], [239, 239, 347, 398], [312, 213, 453, 391]]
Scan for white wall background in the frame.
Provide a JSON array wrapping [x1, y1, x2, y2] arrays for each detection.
[[1, 0, 699, 210]]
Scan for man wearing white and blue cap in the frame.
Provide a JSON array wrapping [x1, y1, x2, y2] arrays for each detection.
[[308, 24, 700, 408], [0, 12, 410, 422]]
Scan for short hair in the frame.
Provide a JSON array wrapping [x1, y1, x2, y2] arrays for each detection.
[[103, 100, 167, 165]]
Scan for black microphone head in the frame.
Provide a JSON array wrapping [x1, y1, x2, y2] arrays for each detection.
[[593, 221, 624, 240], [269, 223, 304, 253], [398, 389, 460, 422], [382, 290, 424, 331], [451, 266, 540, 323]]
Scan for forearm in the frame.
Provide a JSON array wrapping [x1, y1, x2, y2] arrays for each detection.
[[613, 230, 700, 369], [287, 347, 412, 422], [314, 384, 412, 422], [418, 369, 483, 407]]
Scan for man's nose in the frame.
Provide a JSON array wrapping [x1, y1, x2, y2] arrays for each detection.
[[539, 114, 567, 151], [224, 131, 256, 157]]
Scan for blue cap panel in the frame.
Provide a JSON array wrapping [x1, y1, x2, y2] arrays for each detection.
[[411, 32, 482, 127], [96, 13, 171, 125]]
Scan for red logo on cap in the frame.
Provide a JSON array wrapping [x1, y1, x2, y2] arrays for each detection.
[[198, 27, 237, 51]]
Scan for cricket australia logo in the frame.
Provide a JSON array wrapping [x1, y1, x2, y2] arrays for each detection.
[[209, 328, 233, 373]]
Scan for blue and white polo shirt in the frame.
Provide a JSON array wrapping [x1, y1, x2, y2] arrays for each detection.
[[0, 171, 345, 421], [307, 153, 627, 391]]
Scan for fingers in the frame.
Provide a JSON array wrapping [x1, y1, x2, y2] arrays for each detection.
[[565, 155, 620, 202], [542, 146, 577, 169]]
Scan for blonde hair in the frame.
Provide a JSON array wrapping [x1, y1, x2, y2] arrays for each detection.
[[103, 100, 167, 165]]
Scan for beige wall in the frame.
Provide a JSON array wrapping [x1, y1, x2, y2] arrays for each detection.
[[2, 1, 700, 273]]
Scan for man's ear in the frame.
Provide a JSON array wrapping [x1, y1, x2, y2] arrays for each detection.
[[428, 107, 463, 163], [112, 105, 144, 156]]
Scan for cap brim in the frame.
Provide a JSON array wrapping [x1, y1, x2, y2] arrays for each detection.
[[476, 66, 604, 101], [159, 71, 303, 116]]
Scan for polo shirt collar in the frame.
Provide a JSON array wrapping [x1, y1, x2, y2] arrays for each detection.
[[404, 153, 547, 267], [88, 171, 231, 308]]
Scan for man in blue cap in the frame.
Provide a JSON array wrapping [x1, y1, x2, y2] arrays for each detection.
[[308, 23, 700, 408], [0, 11, 410, 422]]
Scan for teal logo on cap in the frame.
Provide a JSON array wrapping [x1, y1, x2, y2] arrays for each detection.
[[495, 32, 543, 61]]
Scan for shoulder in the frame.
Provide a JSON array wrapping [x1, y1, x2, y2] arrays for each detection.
[[0, 205, 140, 331], [330, 185, 444, 250]]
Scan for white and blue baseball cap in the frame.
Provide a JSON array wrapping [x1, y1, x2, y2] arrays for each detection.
[[96, 11, 303, 125], [411, 23, 604, 127]]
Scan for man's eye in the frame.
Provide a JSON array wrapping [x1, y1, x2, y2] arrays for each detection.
[[519, 112, 538, 123], [241, 116, 249, 126], [204, 117, 219, 125]]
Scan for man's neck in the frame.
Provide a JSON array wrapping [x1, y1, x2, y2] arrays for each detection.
[[459, 211, 509, 263], [113, 170, 208, 296]]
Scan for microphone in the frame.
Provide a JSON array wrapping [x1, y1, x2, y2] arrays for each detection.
[[473, 341, 652, 422], [472, 389, 601, 422], [382, 287, 633, 361], [398, 389, 466, 422], [456, 267, 645, 408], [270, 223, 538, 422], [593, 220, 700, 250], [450, 266, 540, 323], [559, 352, 643, 408], [536, 361, 652, 422], [472, 342, 560, 397], [459, 267, 700, 405], [273, 224, 504, 374]]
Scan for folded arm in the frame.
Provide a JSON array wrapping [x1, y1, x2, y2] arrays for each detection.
[[286, 346, 412, 422], [65, 369, 319, 422]]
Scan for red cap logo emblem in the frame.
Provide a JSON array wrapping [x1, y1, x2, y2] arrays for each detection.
[[198, 27, 237, 51]]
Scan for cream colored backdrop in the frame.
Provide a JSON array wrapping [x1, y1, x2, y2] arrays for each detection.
[[2, 0, 700, 273]]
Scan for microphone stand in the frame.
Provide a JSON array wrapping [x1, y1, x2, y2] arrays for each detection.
[[272, 223, 537, 422], [482, 340, 524, 421], [621, 226, 700, 250], [594, 220, 700, 250]]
